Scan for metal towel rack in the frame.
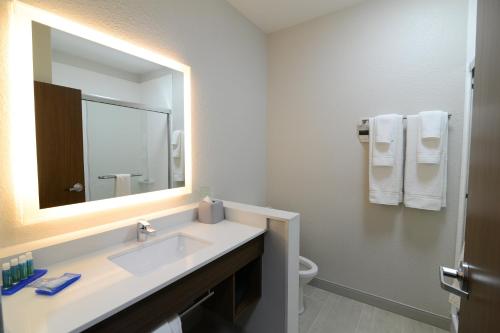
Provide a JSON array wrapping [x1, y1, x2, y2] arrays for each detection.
[[179, 290, 214, 319], [98, 173, 142, 180], [360, 114, 452, 125], [358, 114, 452, 143]]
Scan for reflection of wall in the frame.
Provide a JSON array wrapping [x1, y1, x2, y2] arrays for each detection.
[[53, 61, 142, 102], [31, 22, 52, 83], [172, 71, 184, 132], [51, 60, 174, 109]]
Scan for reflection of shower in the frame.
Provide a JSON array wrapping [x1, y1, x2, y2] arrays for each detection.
[[81, 94, 172, 201]]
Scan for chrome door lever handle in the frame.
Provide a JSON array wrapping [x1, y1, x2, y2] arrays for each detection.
[[439, 262, 469, 298], [67, 183, 84, 192]]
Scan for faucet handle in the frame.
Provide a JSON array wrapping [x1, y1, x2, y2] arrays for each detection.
[[137, 219, 156, 242], [138, 219, 156, 233], [138, 219, 150, 228]]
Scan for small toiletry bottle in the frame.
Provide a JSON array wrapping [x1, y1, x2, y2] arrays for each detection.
[[26, 252, 34, 276], [2, 263, 12, 289], [10, 258, 20, 284], [19, 255, 27, 280]]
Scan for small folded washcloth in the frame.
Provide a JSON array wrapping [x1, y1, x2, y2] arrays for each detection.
[[420, 111, 444, 139], [374, 114, 397, 143], [416, 111, 448, 164], [372, 114, 402, 166]]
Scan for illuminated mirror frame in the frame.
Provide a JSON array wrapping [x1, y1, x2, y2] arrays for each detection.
[[8, 1, 192, 225]]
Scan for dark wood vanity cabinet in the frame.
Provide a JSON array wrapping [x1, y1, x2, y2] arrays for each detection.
[[85, 234, 264, 333]]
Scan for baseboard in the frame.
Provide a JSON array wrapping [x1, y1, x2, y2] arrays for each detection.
[[310, 278, 451, 331]]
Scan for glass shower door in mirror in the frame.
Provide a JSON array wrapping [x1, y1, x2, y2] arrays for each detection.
[[83, 100, 173, 201]]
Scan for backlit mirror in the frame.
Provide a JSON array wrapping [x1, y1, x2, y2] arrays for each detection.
[[31, 22, 187, 209]]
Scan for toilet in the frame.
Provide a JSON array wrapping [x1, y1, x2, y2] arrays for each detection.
[[299, 256, 318, 314]]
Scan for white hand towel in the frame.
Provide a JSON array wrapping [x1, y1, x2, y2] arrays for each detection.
[[171, 130, 183, 159], [404, 115, 448, 211], [374, 114, 397, 143], [372, 114, 401, 166], [369, 116, 404, 205], [153, 315, 182, 333], [171, 130, 185, 182], [114, 174, 131, 197], [417, 111, 448, 164], [420, 111, 444, 139]]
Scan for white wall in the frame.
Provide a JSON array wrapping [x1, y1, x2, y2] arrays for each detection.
[[267, 0, 468, 318], [52, 61, 143, 102], [0, 0, 267, 246]]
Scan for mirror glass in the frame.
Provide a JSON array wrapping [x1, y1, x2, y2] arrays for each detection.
[[31, 22, 185, 209]]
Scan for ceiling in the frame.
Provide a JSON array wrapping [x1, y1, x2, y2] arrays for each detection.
[[226, 0, 365, 33]]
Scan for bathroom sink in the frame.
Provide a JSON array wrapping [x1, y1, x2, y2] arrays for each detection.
[[109, 233, 211, 275]]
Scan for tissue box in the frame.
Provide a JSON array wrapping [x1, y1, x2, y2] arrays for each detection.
[[198, 199, 225, 224]]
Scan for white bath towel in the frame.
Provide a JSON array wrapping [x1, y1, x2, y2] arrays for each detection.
[[372, 114, 401, 166], [114, 174, 131, 197], [404, 115, 448, 210], [369, 116, 404, 205], [417, 111, 448, 164], [153, 315, 182, 333]]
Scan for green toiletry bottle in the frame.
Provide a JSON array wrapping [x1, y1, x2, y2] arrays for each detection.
[[26, 252, 34, 276], [2, 263, 12, 289], [19, 255, 27, 280], [10, 259, 19, 284]]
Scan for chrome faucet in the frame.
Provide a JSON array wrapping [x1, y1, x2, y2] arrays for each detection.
[[137, 220, 156, 242]]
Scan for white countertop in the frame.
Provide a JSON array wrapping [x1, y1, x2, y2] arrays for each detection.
[[2, 220, 265, 333]]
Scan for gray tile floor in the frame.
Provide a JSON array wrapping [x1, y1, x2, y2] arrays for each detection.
[[300, 285, 449, 333]]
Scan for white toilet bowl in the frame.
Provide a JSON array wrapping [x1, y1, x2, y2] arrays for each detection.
[[299, 256, 318, 314]]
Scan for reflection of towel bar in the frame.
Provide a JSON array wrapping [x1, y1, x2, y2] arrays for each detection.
[[179, 290, 214, 319], [98, 173, 142, 180]]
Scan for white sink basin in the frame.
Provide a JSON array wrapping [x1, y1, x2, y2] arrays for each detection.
[[109, 233, 211, 275]]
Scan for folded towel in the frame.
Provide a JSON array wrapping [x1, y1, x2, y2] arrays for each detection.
[[153, 315, 182, 333], [114, 174, 131, 197], [171, 130, 185, 182], [372, 114, 401, 166], [417, 111, 448, 164], [404, 115, 448, 210], [420, 111, 444, 139], [374, 114, 397, 143], [172, 130, 183, 159], [369, 116, 404, 205]]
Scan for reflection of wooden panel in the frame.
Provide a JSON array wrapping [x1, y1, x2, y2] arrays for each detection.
[[34, 81, 85, 208]]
